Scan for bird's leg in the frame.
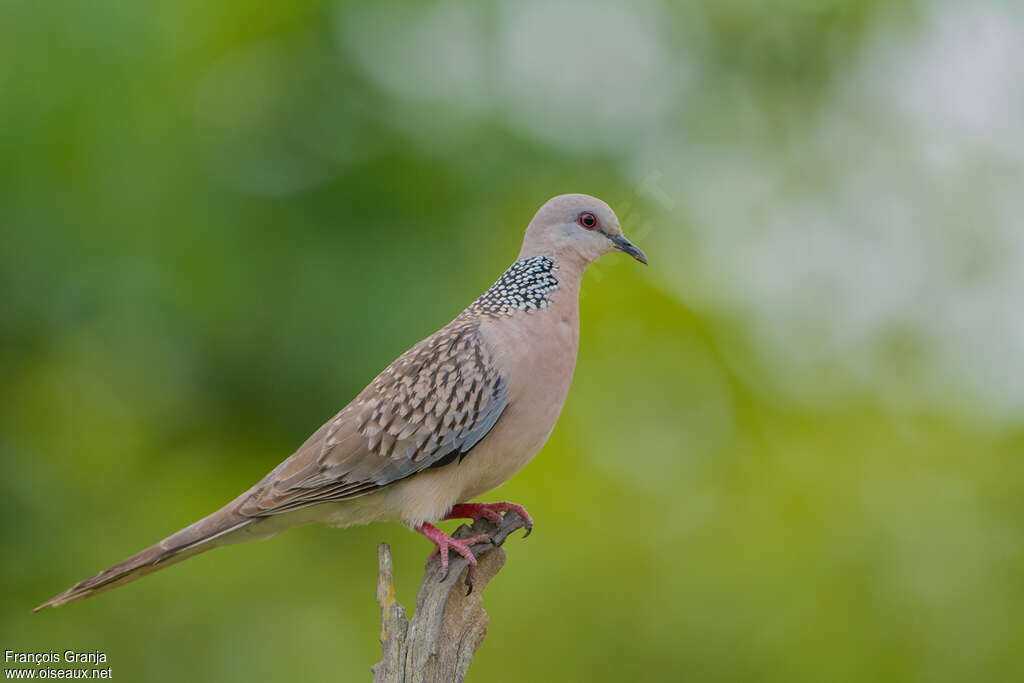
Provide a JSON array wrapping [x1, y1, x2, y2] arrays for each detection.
[[444, 502, 534, 538], [416, 522, 491, 592]]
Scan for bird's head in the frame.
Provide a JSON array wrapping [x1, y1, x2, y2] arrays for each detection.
[[519, 194, 647, 267]]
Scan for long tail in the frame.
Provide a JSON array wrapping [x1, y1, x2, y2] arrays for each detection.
[[34, 506, 256, 612]]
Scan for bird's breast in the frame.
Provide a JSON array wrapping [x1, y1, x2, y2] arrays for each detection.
[[451, 306, 579, 492]]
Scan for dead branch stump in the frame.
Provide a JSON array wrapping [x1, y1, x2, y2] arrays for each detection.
[[371, 512, 527, 683]]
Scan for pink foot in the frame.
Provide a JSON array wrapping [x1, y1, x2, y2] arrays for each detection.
[[417, 522, 491, 593], [444, 502, 534, 538]]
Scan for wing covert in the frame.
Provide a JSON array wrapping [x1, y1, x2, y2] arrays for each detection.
[[238, 318, 507, 517]]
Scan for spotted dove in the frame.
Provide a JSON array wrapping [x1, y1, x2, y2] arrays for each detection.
[[35, 193, 647, 610]]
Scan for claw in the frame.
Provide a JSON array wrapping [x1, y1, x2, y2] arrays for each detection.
[[418, 503, 532, 592], [417, 523, 490, 589], [444, 502, 535, 539]]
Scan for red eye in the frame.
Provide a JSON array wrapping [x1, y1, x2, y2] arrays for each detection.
[[577, 212, 599, 230]]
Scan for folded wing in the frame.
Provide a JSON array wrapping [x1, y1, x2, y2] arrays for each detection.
[[239, 318, 508, 517]]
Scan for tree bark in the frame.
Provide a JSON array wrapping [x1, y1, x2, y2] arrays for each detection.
[[371, 512, 528, 683]]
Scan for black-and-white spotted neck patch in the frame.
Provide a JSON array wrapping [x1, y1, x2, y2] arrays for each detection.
[[469, 256, 559, 317]]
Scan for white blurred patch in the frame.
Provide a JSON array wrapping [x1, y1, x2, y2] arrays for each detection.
[[339, 3, 488, 109], [496, 0, 682, 152], [648, 1, 1024, 423], [878, 2, 1024, 148], [337, 0, 685, 153]]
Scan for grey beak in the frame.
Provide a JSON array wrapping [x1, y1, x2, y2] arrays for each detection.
[[610, 234, 648, 265]]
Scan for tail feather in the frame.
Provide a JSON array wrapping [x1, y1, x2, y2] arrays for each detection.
[[34, 508, 254, 612]]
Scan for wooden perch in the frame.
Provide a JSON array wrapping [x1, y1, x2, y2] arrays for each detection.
[[372, 511, 528, 683]]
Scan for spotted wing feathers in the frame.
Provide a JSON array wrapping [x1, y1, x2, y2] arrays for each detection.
[[238, 318, 507, 517]]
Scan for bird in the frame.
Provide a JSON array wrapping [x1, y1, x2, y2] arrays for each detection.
[[35, 193, 647, 611]]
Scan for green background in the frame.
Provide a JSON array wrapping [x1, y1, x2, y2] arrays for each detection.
[[3, 0, 1023, 680]]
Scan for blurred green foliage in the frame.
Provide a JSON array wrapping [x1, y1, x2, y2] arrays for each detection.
[[3, 0, 1023, 681]]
